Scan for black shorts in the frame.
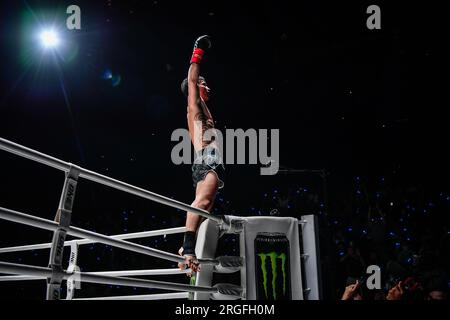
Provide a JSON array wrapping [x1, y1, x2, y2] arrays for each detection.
[[192, 146, 225, 189]]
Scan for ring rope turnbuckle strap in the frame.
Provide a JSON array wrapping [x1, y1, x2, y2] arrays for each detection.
[[47, 165, 80, 300], [65, 243, 80, 300]]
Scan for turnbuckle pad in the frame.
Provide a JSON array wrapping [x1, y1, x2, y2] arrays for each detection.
[[219, 216, 245, 235], [212, 283, 243, 300], [214, 256, 244, 273]]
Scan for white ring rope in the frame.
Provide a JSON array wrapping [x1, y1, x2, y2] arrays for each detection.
[[0, 206, 218, 265], [74, 292, 190, 300], [0, 227, 187, 254], [0, 137, 240, 299], [0, 137, 223, 224], [0, 261, 217, 293], [0, 268, 191, 282]]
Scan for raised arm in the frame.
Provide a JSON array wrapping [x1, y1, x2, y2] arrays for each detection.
[[187, 63, 201, 109], [187, 35, 211, 110]]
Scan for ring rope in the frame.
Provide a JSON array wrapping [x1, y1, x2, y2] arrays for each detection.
[[0, 268, 191, 282], [0, 206, 218, 265], [0, 137, 223, 224], [0, 261, 217, 293], [0, 136, 237, 299], [73, 292, 190, 300], [0, 227, 187, 254]]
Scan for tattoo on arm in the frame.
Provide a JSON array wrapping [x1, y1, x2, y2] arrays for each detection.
[[194, 111, 207, 123]]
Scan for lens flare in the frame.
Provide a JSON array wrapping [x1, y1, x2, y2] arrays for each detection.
[[40, 30, 59, 48]]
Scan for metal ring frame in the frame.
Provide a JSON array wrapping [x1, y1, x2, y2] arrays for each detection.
[[0, 137, 240, 300]]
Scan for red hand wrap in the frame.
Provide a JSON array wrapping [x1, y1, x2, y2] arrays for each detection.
[[190, 48, 205, 64]]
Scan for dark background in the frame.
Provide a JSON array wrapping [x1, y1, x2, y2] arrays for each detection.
[[0, 0, 447, 300]]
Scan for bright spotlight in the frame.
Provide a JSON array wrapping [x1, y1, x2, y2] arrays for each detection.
[[40, 30, 60, 48]]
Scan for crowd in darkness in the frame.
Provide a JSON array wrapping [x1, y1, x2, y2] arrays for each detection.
[[332, 176, 448, 300], [236, 171, 449, 301], [179, 168, 440, 301]]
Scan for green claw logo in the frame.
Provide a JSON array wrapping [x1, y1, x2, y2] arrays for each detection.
[[257, 252, 287, 300]]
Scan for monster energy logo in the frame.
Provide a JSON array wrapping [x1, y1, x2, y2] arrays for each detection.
[[257, 252, 287, 300]]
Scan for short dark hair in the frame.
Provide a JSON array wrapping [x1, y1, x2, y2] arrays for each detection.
[[181, 76, 206, 98]]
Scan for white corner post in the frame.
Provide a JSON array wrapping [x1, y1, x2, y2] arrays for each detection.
[[193, 218, 221, 300], [236, 216, 303, 300], [300, 214, 322, 300]]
